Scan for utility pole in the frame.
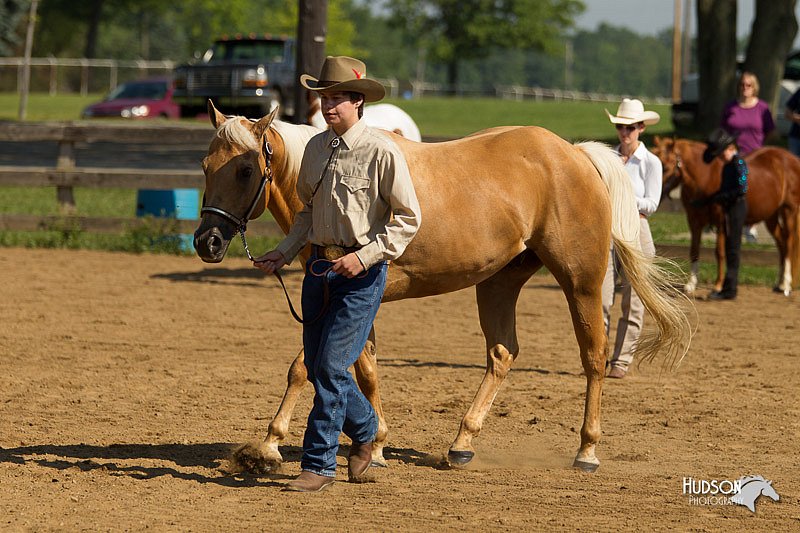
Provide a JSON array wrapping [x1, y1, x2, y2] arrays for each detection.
[[671, 0, 683, 102], [682, 0, 693, 78], [564, 39, 573, 90], [294, 0, 327, 125], [18, 0, 39, 121]]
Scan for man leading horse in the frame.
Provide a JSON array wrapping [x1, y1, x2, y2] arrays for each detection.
[[253, 56, 421, 492]]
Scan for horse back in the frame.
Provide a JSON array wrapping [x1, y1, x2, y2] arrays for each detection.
[[380, 126, 611, 300], [748, 147, 800, 213]]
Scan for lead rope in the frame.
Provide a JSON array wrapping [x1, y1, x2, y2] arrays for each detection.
[[254, 136, 342, 325]]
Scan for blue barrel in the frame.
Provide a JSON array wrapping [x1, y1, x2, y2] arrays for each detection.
[[135, 188, 199, 251]]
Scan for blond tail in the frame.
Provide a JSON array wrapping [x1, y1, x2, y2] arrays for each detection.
[[577, 141, 694, 370]]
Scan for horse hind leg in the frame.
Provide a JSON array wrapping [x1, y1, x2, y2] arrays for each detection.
[[566, 285, 607, 472], [546, 251, 608, 472], [447, 252, 541, 466]]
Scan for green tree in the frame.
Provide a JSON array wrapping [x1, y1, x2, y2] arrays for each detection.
[[0, 0, 29, 56], [571, 24, 672, 97], [386, 0, 584, 89]]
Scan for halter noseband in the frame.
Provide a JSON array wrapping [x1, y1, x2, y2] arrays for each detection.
[[201, 140, 274, 259]]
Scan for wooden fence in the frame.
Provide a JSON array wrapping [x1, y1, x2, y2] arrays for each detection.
[[0, 121, 282, 236], [0, 121, 777, 267]]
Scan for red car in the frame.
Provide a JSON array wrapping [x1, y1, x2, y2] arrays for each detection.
[[81, 77, 179, 119]]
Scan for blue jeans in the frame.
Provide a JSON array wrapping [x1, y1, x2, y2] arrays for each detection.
[[299, 254, 386, 477]]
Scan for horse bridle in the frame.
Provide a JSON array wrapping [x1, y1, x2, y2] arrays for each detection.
[[663, 149, 684, 197], [199, 138, 331, 325], [200, 140, 274, 261]]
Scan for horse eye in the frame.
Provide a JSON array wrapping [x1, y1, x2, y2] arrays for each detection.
[[239, 166, 254, 180]]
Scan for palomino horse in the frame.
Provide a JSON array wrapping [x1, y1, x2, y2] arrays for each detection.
[[194, 100, 691, 474], [306, 93, 422, 141], [652, 137, 800, 295]]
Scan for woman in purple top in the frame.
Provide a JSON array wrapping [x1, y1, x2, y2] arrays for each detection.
[[720, 71, 776, 241], [720, 71, 776, 155]]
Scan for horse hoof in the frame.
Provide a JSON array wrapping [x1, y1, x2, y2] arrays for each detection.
[[447, 449, 475, 466], [572, 459, 600, 473], [772, 286, 792, 297], [229, 441, 283, 474], [370, 459, 388, 468]]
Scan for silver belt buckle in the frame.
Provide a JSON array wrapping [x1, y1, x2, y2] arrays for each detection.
[[323, 245, 346, 260]]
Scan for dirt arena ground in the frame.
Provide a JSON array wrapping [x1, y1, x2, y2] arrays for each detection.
[[1, 247, 797, 531]]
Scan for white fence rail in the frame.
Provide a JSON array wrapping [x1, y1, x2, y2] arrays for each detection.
[[0, 57, 176, 96], [1, 57, 669, 104]]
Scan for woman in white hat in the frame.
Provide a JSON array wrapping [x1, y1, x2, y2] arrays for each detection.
[[602, 98, 663, 379]]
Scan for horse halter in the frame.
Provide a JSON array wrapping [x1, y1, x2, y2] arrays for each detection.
[[200, 140, 274, 261]]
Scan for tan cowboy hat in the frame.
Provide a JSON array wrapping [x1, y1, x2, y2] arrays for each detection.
[[300, 56, 385, 103], [605, 98, 660, 126]]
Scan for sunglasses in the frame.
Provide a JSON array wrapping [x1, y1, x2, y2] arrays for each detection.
[[615, 124, 640, 132]]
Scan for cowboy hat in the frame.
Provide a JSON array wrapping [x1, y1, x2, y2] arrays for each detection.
[[605, 98, 660, 126], [702, 128, 739, 164], [300, 56, 385, 103]]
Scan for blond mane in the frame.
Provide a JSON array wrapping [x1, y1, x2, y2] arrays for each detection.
[[215, 115, 320, 177]]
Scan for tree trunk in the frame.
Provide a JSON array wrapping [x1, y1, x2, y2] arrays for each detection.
[[294, 0, 327, 124], [696, 0, 738, 132], [83, 0, 105, 59], [447, 59, 458, 95], [744, 0, 798, 112]]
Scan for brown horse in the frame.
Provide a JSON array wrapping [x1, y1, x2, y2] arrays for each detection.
[[652, 137, 800, 295], [194, 101, 692, 474]]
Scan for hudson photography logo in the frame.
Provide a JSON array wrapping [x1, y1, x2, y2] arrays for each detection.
[[682, 475, 780, 513]]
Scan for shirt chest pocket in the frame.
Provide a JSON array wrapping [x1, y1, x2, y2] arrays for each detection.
[[337, 174, 372, 212]]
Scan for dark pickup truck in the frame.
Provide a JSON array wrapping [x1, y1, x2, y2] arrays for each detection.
[[172, 35, 296, 119]]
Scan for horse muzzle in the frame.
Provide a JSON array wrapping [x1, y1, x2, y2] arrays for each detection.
[[193, 225, 232, 263]]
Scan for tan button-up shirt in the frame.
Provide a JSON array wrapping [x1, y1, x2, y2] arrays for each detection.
[[275, 118, 421, 269]]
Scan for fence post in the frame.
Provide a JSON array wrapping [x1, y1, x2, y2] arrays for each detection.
[[56, 140, 76, 213], [49, 57, 57, 96], [80, 59, 89, 96]]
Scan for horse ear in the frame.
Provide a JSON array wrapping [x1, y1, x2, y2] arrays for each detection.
[[207, 99, 227, 129], [252, 106, 280, 141], [654, 135, 661, 145]]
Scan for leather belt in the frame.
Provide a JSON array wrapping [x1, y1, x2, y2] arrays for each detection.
[[312, 244, 361, 260]]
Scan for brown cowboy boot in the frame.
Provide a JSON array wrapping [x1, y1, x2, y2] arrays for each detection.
[[285, 471, 335, 492], [348, 441, 375, 483]]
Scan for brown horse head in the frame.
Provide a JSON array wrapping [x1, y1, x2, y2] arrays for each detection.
[[193, 100, 282, 263], [651, 135, 682, 199]]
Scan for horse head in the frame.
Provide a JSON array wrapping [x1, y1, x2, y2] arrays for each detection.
[[651, 135, 682, 200], [193, 100, 282, 263], [731, 475, 780, 512]]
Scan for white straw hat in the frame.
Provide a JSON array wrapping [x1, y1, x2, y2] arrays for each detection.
[[605, 98, 660, 126]]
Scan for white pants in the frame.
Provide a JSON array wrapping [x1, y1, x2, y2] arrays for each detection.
[[602, 218, 655, 370]]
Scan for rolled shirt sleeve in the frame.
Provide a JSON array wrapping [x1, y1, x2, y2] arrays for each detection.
[[356, 143, 421, 269]]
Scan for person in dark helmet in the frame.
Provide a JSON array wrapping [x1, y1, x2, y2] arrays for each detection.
[[693, 128, 749, 300]]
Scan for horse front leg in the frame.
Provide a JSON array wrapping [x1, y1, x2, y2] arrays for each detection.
[[353, 328, 390, 467], [685, 211, 706, 294], [231, 350, 307, 474]]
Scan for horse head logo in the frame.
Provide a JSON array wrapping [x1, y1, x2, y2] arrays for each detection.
[[730, 475, 780, 513]]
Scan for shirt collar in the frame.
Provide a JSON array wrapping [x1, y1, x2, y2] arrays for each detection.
[[325, 118, 367, 150], [616, 141, 648, 162]]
